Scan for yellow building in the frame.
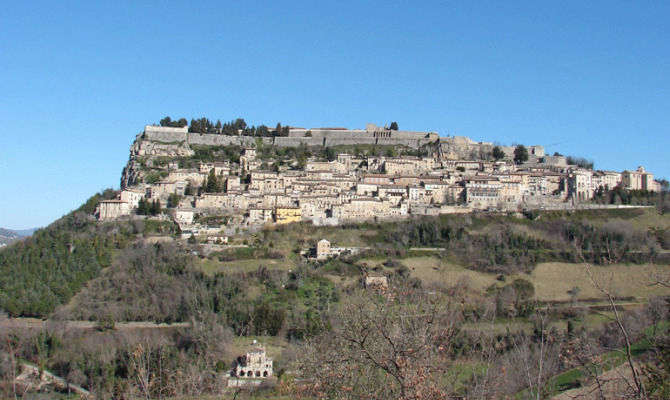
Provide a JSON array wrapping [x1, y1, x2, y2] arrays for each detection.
[[274, 206, 301, 224]]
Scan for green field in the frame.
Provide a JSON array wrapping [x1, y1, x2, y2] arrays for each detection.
[[389, 256, 668, 302]]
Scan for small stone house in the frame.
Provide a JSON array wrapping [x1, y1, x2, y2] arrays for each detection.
[[228, 343, 273, 387], [316, 239, 331, 260]]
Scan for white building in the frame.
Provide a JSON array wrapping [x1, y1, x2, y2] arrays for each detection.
[[96, 200, 130, 221]]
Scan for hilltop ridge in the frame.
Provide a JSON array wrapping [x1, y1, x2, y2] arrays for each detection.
[[107, 120, 666, 241]]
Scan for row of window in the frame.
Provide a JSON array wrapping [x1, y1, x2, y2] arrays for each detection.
[[238, 370, 269, 377]]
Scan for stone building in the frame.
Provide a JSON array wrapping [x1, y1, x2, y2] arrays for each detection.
[[316, 239, 331, 260], [229, 343, 273, 387], [622, 166, 660, 192], [567, 169, 594, 202], [120, 188, 145, 208], [173, 209, 194, 225], [275, 206, 301, 224], [96, 200, 130, 221]]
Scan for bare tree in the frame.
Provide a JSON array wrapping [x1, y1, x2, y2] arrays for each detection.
[[583, 263, 648, 399], [298, 287, 462, 399]]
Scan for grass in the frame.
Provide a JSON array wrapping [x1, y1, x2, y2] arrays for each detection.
[[445, 361, 487, 394], [262, 223, 377, 250], [392, 256, 668, 302], [197, 257, 296, 275], [530, 262, 668, 302]]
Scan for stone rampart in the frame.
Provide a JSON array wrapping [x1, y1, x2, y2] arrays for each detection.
[[187, 134, 257, 147], [143, 125, 188, 143], [140, 125, 448, 151], [273, 137, 325, 147], [325, 138, 377, 146]]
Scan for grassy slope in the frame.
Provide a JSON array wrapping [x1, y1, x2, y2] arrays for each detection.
[[389, 257, 668, 302]]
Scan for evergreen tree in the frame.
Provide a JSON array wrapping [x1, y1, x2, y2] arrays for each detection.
[[205, 170, 223, 193], [492, 146, 505, 160], [513, 145, 529, 164], [137, 198, 149, 215]]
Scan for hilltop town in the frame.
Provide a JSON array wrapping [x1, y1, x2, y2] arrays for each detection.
[[97, 121, 663, 238]]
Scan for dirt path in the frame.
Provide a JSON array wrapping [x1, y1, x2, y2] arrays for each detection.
[[0, 317, 190, 330]]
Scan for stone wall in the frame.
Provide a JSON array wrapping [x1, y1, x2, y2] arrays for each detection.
[[142, 124, 438, 150], [187, 134, 257, 147], [143, 125, 188, 143], [139, 125, 552, 157], [272, 135, 435, 148], [441, 136, 494, 160]]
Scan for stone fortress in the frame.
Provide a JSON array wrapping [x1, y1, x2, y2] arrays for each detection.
[[100, 122, 662, 239], [138, 123, 438, 148]]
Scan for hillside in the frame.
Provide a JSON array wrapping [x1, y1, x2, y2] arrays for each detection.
[[1, 121, 669, 399]]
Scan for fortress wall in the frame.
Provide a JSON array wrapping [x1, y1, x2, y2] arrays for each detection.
[[291, 129, 432, 140], [308, 129, 367, 139], [386, 131, 433, 140], [144, 130, 188, 143], [187, 134, 257, 147], [379, 138, 434, 147], [273, 137, 433, 148], [143, 129, 437, 150], [143, 125, 189, 143], [273, 137, 325, 147], [325, 138, 378, 146]]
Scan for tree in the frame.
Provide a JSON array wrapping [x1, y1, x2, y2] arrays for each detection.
[[160, 116, 188, 127], [298, 288, 461, 399], [492, 146, 505, 161], [566, 155, 594, 169], [205, 170, 223, 193], [149, 200, 162, 216], [256, 125, 270, 137], [389, 121, 399, 130], [137, 198, 149, 215], [514, 145, 529, 165], [171, 193, 184, 208], [184, 182, 194, 196]]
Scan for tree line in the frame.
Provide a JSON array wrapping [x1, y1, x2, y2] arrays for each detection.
[[159, 116, 290, 137]]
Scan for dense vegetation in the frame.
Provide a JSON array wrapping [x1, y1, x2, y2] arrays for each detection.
[[2, 204, 670, 398], [592, 186, 670, 209], [0, 191, 135, 317], [376, 211, 665, 273], [62, 242, 335, 340]]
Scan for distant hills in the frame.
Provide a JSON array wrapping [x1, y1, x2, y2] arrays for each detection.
[[0, 227, 36, 247]]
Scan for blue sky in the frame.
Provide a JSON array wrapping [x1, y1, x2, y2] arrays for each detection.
[[1, 1, 668, 229]]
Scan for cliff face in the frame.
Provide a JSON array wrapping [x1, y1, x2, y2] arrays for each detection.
[[439, 136, 494, 160], [120, 132, 195, 188]]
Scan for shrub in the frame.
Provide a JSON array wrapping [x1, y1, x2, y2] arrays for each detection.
[[96, 313, 115, 331]]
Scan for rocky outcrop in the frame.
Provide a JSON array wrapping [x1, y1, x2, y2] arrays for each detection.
[[439, 136, 494, 160], [121, 132, 195, 188]]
